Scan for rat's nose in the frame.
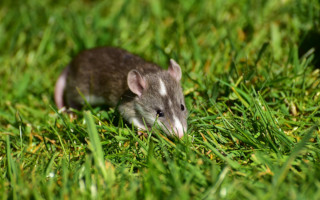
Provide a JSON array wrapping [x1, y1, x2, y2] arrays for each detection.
[[172, 116, 186, 138], [175, 128, 184, 138]]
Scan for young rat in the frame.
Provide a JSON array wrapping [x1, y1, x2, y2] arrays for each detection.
[[54, 47, 188, 138]]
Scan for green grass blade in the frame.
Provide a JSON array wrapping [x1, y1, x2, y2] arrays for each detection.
[[273, 126, 316, 187], [84, 111, 109, 180]]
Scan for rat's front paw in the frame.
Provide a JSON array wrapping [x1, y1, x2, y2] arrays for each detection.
[[138, 130, 148, 137]]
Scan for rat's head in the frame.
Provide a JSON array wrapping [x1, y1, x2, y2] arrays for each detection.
[[127, 59, 188, 138]]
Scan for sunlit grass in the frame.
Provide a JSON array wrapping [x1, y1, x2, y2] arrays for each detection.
[[0, 0, 320, 199]]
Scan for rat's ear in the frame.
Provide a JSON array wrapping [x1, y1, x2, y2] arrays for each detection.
[[168, 59, 182, 82], [127, 70, 146, 97]]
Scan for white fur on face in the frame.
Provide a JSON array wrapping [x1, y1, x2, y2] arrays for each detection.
[[159, 78, 167, 96], [169, 99, 172, 107], [173, 115, 184, 138], [131, 117, 146, 130]]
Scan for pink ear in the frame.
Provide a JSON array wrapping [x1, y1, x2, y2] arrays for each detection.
[[127, 70, 146, 97], [168, 59, 182, 82]]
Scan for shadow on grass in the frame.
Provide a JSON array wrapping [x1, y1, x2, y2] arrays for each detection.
[[299, 29, 320, 68]]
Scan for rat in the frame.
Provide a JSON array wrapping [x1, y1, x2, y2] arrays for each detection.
[[54, 47, 188, 138]]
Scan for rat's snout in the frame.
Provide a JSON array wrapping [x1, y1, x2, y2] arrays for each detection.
[[155, 115, 187, 138], [171, 116, 187, 138], [174, 127, 185, 138]]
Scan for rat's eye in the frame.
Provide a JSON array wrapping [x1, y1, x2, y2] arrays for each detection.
[[181, 104, 185, 111], [156, 110, 164, 117]]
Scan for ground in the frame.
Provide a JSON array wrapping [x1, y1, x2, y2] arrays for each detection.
[[0, 0, 320, 199]]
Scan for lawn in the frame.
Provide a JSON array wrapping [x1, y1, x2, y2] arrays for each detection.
[[0, 0, 320, 199]]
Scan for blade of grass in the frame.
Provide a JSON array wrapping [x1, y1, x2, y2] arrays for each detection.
[[273, 126, 316, 187], [6, 135, 17, 199], [84, 111, 108, 180]]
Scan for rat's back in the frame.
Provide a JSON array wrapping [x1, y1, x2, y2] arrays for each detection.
[[63, 47, 161, 108]]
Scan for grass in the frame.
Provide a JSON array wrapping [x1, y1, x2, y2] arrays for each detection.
[[1, 0, 320, 199]]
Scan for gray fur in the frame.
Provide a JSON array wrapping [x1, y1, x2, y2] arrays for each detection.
[[55, 47, 188, 137]]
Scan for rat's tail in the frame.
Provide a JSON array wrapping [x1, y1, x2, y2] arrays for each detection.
[[54, 66, 69, 109]]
